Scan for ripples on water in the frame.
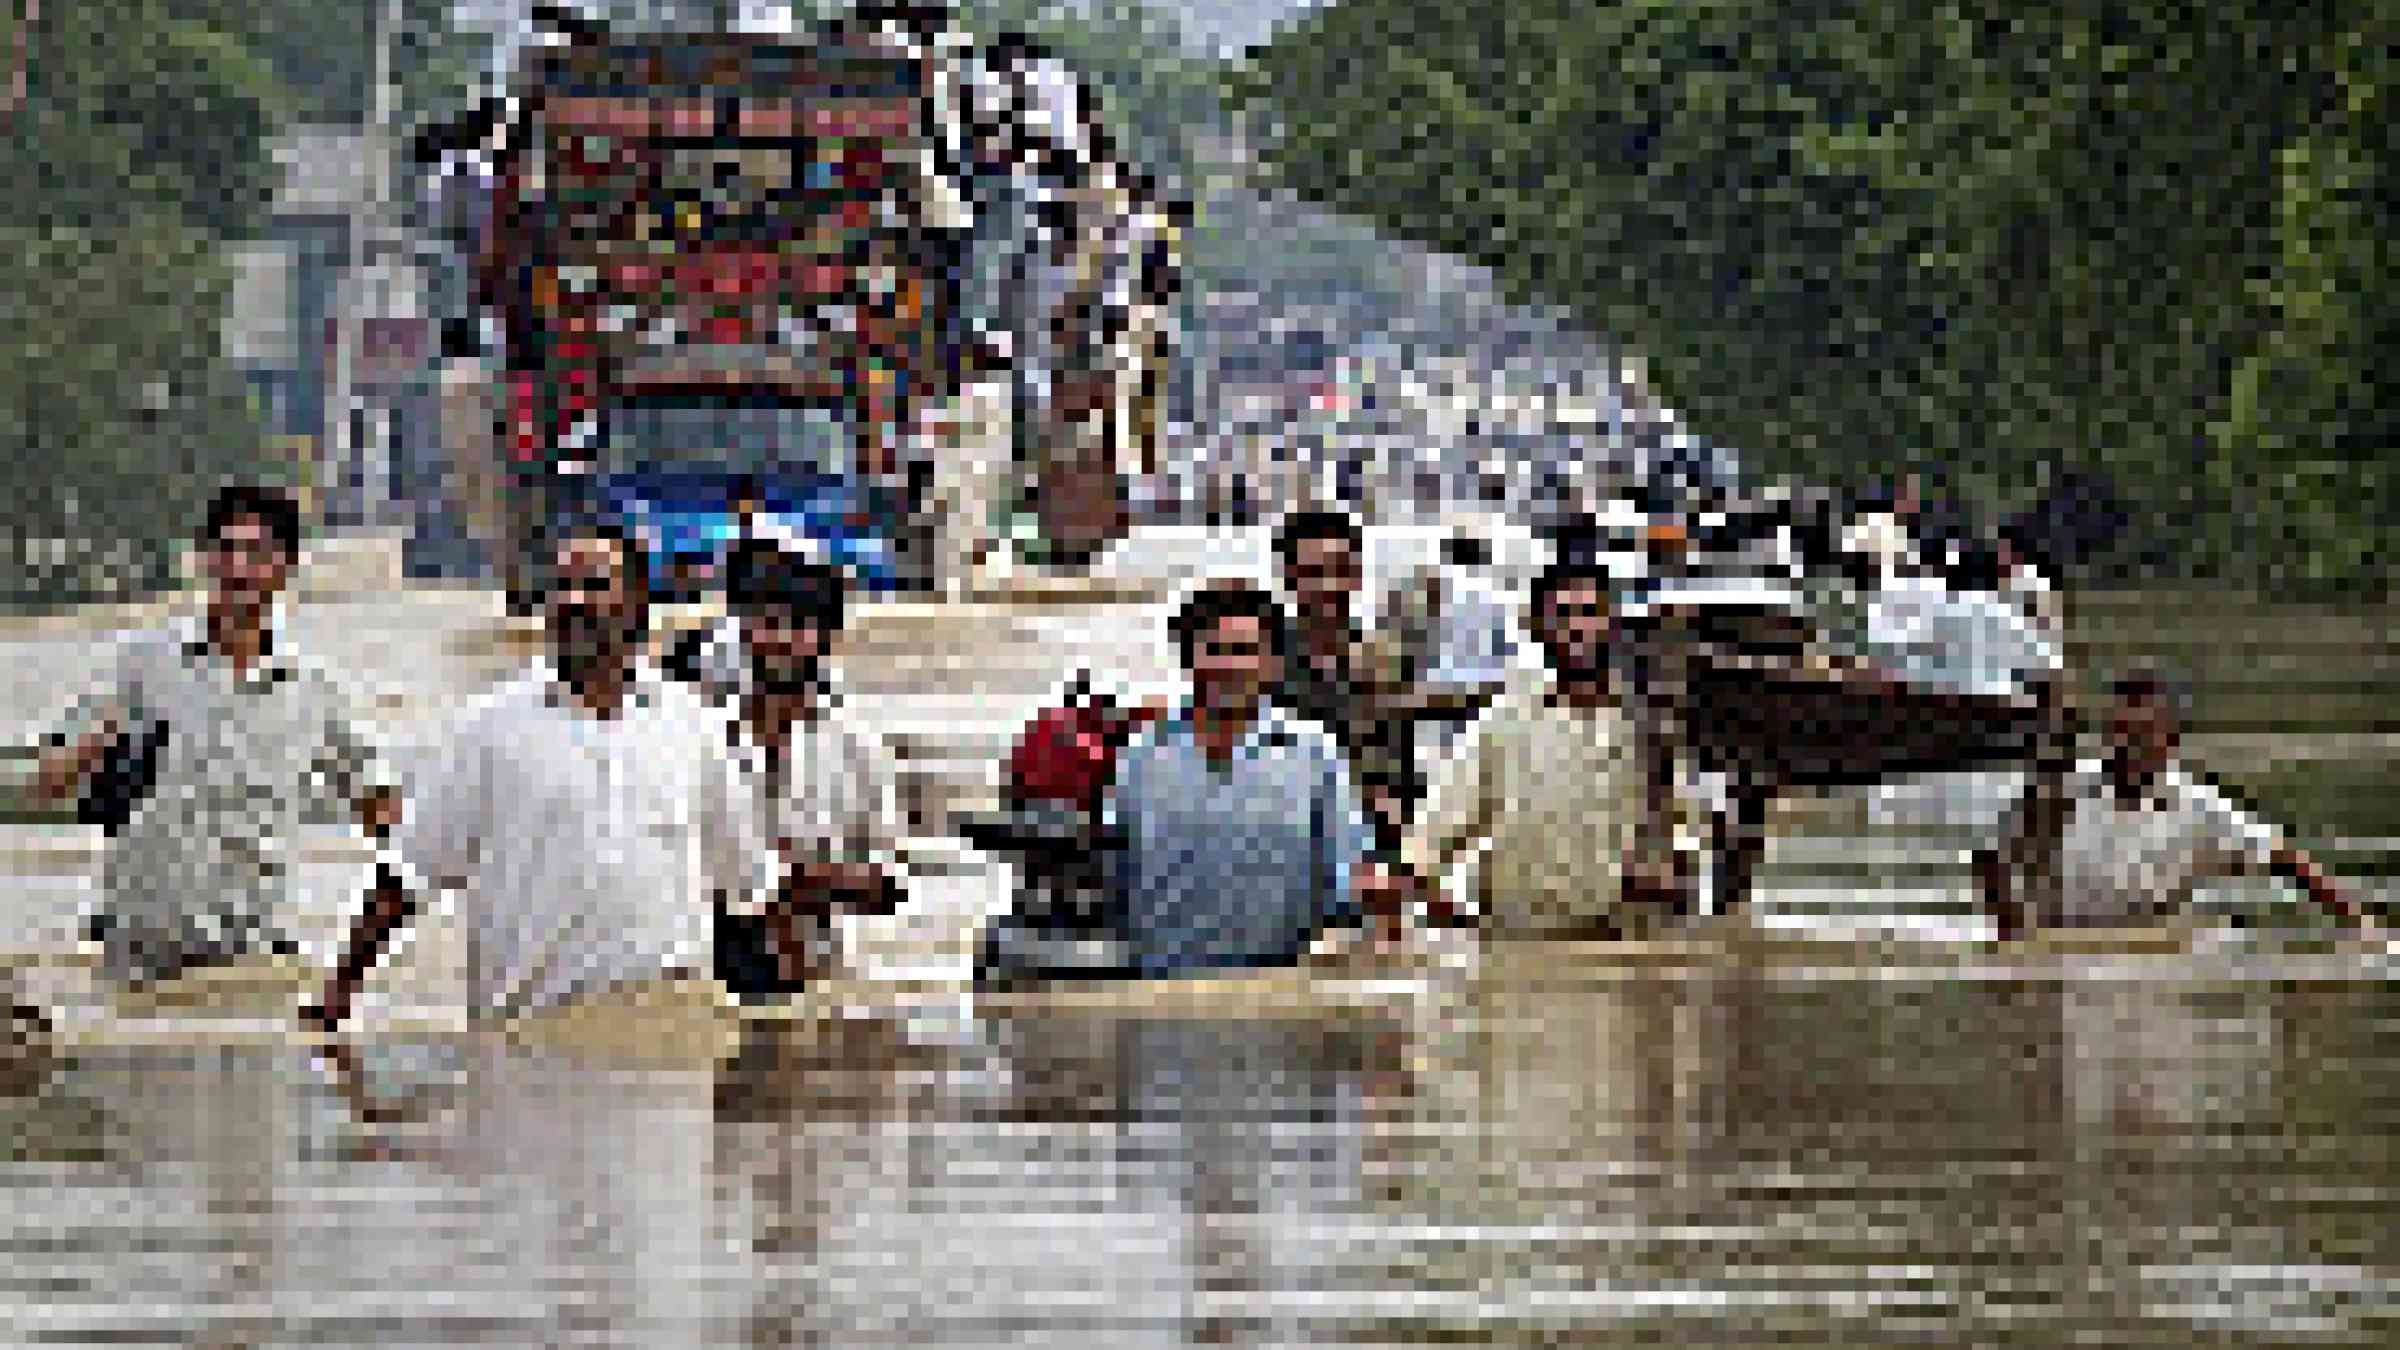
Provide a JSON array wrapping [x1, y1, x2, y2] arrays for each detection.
[[3, 955, 2396, 1347]]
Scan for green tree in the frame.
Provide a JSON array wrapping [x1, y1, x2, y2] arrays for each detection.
[[185, 0, 493, 128], [2209, 9, 2397, 586], [1244, 0, 2394, 586], [0, 0, 288, 603], [0, 1, 487, 606]]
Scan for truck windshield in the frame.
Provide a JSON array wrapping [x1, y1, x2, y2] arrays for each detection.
[[600, 399, 851, 479]]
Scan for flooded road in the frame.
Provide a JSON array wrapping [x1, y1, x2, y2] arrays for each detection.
[[4, 947, 2396, 1346]]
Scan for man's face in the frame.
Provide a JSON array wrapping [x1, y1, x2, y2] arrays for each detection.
[[201, 518, 290, 610], [743, 608, 828, 694], [1284, 535, 1359, 627], [548, 537, 640, 673], [1189, 613, 1278, 716], [1535, 580, 1613, 679], [2108, 695, 2178, 791]]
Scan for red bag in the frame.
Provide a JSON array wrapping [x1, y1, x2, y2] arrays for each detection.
[[1007, 675, 1161, 810]]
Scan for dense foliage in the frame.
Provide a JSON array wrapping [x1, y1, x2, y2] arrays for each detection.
[[1244, 2, 2396, 585], [0, 1, 483, 603]]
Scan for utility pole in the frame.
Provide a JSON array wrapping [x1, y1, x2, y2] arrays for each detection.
[[327, 0, 404, 531]]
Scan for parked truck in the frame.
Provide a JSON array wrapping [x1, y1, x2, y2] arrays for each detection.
[[421, 3, 1179, 603]]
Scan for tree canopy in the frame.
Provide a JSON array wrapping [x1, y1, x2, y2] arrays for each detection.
[[1, 0, 285, 601], [1, 1, 485, 604], [1244, 0, 2396, 584]]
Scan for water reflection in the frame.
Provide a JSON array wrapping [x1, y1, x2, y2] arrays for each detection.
[[2, 959, 2395, 1346]]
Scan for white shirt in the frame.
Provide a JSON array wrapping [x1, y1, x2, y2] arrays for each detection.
[[1862, 574, 2063, 697], [47, 615, 391, 982], [1429, 577, 1526, 686], [393, 662, 769, 1016], [724, 698, 909, 919], [2040, 759, 2283, 926]]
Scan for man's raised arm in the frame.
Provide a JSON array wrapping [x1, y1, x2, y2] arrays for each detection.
[[2269, 844, 2369, 928]]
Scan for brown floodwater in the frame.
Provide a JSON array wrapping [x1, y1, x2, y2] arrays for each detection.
[[3, 947, 2396, 1347]]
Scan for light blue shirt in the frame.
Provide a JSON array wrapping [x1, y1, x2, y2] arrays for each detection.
[[1104, 701, 1372, 977]]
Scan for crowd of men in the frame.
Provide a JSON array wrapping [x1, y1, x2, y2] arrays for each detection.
[[25, 484, 2373, 1031]]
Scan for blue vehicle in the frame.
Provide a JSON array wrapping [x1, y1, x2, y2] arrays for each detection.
[[589, 399, 910, 597], [598, 468, 905, 598]]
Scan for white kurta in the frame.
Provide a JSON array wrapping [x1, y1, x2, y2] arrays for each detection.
[[725, 702, 910, 910], [393, 662, 769, 1016], [1405, 675, 1697, 937], [2037, 760, 2283, 926], [1862, 574, 2063, 697], [724, 702, 911, 975]]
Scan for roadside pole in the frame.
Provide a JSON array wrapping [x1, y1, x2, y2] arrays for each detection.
[[328, 0, 404, 534]]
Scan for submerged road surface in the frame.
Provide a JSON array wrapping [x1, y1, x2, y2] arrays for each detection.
[[3, 942, 2397, 1346]]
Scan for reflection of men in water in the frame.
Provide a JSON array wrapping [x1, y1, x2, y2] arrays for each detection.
[[1981, 669, 2364, 935], [1106, 581, 1377, 976], [1396, 562, 1696, 937], [716, 546, 909, 996], [314, 525, 768, 1026], [34, 486, 399, 986], [1274, 509, 1418, 852]]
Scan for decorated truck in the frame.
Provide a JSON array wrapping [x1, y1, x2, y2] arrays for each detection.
[[421, 4, 1179, 601]]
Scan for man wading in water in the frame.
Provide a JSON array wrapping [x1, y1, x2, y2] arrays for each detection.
[[1981, 667, 2369, 936], [1272, 509, 1419, 854], [714, 541, 909, 996], [35, 486, 399, 988], [313, 524, 768, 1027], [1386, 561, 1697, 938]]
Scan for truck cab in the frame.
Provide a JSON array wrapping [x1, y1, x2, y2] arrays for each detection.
[[479, 31, 952, 594]]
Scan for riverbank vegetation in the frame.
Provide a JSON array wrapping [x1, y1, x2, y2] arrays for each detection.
[[1243, 2, 2396, 591]]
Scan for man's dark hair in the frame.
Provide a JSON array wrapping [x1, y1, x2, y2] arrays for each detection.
[[848, 0, 957, 28], [1997, 512, 2045, 569], [200, 485, 301, 561], [1542, 517, 1610, 569], [1529, 560, 1613, 619], [1170, 579, 1289, 668], [1944, 540, 2008, 593], [2110, 664, 2189, 718], [1274, 508, 1361, 571], [728, 540, 846, 631], [1443, 533, 1492, 570]]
